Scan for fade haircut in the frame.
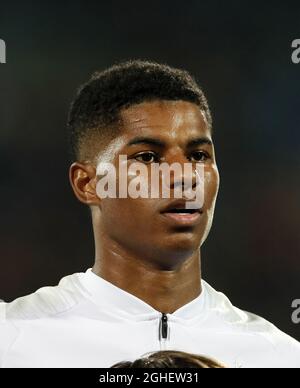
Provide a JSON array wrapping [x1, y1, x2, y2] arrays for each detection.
[[68, 59, 212, 162]]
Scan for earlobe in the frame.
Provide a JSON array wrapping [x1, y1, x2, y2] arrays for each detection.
[[69, 162, 100, 206]]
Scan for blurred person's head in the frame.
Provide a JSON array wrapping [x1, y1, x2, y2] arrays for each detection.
[[111, 350, 226, 368]]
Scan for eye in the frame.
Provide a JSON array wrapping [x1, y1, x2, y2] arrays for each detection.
[[189, 150, 209, 162], [134, 151, 159, 164]]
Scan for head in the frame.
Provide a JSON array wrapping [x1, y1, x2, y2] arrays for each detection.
[[68, 60, 219, 269], [111, 350, 226, 368]]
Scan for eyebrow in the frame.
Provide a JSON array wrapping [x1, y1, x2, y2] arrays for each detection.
[[126, 136, 213, 148], [186, 137, 213, 148], [127, 137, 166, 148]]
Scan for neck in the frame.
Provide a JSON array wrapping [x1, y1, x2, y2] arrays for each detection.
[[92, 234, 202, 314]]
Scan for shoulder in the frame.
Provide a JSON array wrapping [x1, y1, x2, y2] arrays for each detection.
[[202, 280, 300, 356], [3, 272, 87, 320], [0, 272, 88, 366]]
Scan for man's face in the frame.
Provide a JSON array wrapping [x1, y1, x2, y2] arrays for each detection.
[[95, 100, 219, 269]]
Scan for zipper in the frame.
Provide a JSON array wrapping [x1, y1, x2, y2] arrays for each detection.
[[159, 313, 169, 350]]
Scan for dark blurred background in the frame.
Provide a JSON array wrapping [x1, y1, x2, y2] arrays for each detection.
[[0, 1, 299, 340]]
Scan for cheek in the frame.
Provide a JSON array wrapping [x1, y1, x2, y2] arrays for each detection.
[[204, 165, 220, 206], [101, 198, 155, 233]]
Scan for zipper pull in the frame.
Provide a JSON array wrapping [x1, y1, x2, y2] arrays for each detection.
[[160, 313, 168, 340]]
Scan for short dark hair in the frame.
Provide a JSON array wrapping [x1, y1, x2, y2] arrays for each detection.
[[68, 59, 212, 162], [110, 350, 226, 368]]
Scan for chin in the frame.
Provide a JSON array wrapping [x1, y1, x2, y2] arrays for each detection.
[[161, 231, 202, 252]]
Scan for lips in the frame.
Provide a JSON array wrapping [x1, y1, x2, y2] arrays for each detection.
[[160, 199, 202, 213], [160, 199, 203, 226]]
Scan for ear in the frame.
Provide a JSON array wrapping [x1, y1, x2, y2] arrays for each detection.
[[69, 162, 100, 206]]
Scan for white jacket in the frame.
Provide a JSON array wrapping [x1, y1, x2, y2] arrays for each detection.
[[0, 269, 299, 368]]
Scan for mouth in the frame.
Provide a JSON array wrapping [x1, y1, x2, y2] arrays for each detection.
[[160, 200, 203, 226]]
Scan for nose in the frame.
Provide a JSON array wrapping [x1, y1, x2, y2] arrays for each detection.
[[166, 152, 198, 192]]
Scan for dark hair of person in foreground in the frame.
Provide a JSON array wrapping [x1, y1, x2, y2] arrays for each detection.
[[111, 350, 226, 368]]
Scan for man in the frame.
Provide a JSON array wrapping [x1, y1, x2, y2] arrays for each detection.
[[0, 60, 299, 368]]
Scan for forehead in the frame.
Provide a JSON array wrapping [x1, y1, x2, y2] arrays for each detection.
[[119, 100, 210, 141]]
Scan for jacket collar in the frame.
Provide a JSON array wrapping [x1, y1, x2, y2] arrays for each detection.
[[80, 268, 207, 322]]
